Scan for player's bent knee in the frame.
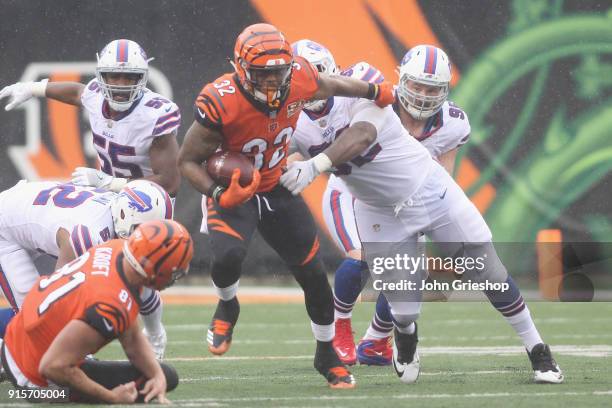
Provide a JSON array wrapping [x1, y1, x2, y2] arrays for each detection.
[[160, 362, 179, 391]]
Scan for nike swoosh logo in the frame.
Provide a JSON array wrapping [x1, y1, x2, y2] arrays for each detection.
[[295, 168, 302, 182], [197, 107, 206, 119], [165, 106, 172, 112], [372, 351, 383, 356], [439, 188, 447, 199], [96, 173, 104, 180], [337, 350, 348, 357], [103, 318, 114, 332]]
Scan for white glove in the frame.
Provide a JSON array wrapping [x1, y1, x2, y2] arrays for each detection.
[[71, 167, 113, 188], [280, 153, 332, 195], [0, 79, 48, 111]]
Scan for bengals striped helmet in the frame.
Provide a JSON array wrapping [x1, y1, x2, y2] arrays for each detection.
[[123, 219, 193, 290], [233, 23, 293, 109]]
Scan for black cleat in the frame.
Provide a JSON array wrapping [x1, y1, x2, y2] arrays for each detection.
[[392, 323, 420, 384], [528, 343, 564, 384], [206, 298, 239, 356], [314, 341, 356, 389]]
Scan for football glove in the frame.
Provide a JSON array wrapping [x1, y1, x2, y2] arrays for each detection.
[[374, 81, 395, 108], [218, 168, 261, 209], [71, 167, 127, 192], [280, 153, 332, 195], [0, 79, 48, 111]]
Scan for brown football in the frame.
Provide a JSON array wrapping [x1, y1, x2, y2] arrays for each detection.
[[206, 151, 255, 187]]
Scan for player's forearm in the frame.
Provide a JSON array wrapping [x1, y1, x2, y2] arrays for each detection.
[[178, 159, 216, 195], [43, 365, 117, 403], [316, 75, 372, 100], [323, 122, 377, 166], [45, 82, 85, 106], [123, 331, 165, 381]]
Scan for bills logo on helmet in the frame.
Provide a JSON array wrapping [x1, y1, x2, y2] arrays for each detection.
[[7, 62, 173, 181], [122, 187, 154, 213]]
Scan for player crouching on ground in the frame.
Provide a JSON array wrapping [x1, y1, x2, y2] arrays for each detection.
[[1, 219, 193, 404]]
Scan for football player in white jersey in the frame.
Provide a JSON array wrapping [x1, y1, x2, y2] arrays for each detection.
[[0, 39, 181, 358], [284, 43, 563, 384], [356, 46, 473, 365], [0, 39, 181, 196], [291, 39, 388, 366], [0, 179, 173, 359]]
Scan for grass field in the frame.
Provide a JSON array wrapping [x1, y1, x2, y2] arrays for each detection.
[[1, 301, 611, 407]]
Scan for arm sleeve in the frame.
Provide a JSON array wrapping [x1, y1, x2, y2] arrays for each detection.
[[69, 224, 94, 257], [152, 104, 181, 136], [82, 301, 129, 340], [194, 86, 224, 130]]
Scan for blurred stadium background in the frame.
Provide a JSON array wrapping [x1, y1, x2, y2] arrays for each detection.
[[0, 1, 610, 289]]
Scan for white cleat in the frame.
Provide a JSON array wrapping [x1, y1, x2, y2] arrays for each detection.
[[143, 327, 167, 360], [528, 343, 564, 384], [392, 325, 420, 384]]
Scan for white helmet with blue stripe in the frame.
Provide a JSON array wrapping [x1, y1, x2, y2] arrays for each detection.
[[96, 39, 152, 112], [292, 39, 338, 111], [111, 180, 173, 239], [397, 45, 451, 120]]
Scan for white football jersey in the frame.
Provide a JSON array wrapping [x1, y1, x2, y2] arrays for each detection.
[[0, 181, 115, 258], [293, 97, 433, 206], [401, 100, 470, 159], [81, 79, 181, 178]]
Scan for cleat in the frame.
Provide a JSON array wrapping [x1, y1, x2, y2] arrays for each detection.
[[392, 324, 420, 384], [143, 326, 167, 360], [207, 319, 233, 355], [357, 336, 392, 366], [333, 318, 357, 365], [314, 341, 356, 389], [528, 343, 564, 384], [207, 298, 239, 356]]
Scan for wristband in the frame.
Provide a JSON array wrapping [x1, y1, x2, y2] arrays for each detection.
[[312, 153, 333, 173], [366, 83, 380, 100], [208, 184, 226, 203], [31, 79, 49, 97]]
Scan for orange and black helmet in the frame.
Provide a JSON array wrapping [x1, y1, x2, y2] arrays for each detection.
[[233, 23, 293, 109], [124, 219, 194, 290]]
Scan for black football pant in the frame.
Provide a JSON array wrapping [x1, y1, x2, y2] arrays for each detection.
[[207, 185, 334, 326]]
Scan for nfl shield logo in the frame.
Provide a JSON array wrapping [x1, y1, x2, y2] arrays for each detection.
[[269, 122, 278, 132]]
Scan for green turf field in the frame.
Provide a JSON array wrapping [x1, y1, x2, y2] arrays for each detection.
[[1, 301, 611, 407]]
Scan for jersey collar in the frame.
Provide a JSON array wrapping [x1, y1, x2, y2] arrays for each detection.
[[102, 96, 143, 122], [303, 97, 334, 121]]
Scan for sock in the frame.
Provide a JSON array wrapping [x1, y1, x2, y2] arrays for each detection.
[[485, 276, 543, 352], [364, 293, 394, 339], [214, 280, 239, 301], [395, 322, 416, 335], [140, 288, 164, 336], [311, 322, 335, 342], [0, 307, 16, 338], [333, 258, 368, 319]]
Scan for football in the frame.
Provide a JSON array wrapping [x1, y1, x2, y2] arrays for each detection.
[[206, 151, 255, 187]]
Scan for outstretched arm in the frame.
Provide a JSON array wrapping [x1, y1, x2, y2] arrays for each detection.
[[45, 81, 85, 106], [0, 79, 84, 110], [312, 74, 394, 107]]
